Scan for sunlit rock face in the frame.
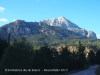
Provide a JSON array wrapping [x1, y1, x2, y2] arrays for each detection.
[[42, 17, 97, 39], [87, 30, 97, 39], [42, 17, 79, 28]]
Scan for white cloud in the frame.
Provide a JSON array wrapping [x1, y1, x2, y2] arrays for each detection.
[[0, 18, 8, 22], [0, 7, 5, 12]]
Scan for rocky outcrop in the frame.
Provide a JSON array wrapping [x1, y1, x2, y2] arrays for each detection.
[[42, 17, 97, 39], [42, 17, 79, 28], [87, 30, 97, 39]]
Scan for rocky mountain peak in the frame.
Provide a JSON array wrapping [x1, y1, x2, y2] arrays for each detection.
[[87, 30, 97, 38], [58, 16, 67, 21], [42, 17, 79, 28], [57, 17, 69, 25], [42, 17, 97, 39]]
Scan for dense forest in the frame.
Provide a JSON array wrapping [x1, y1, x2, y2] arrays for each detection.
[[0, 37, 100, 75]]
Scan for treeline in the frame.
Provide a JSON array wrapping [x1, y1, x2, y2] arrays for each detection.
[[0, 38, 100, 75]]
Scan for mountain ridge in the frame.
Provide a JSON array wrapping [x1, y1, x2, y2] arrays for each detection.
[[0, 17, 97, 42], [42, 17, 97, 39]]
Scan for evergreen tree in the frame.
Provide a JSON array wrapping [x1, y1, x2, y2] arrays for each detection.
[[96, 50, 100, 64], [88, 50, 95, 65], [32, 46, 53, 74], [60, 46, 71, 70], [77, 41, 86, 69]]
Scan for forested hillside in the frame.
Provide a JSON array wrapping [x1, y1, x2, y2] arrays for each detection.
[[0, 38, 100, 75]]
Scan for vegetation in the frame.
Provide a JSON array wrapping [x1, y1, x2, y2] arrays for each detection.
[[10, 34, 100, 50], [88, 50, 95, 65], [0, 37, 100, 75], [0, 39, 8, 60], [95, 51, 100, 75]]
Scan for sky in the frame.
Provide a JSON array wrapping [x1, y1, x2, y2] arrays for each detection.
[[0, 0, 100, 38]]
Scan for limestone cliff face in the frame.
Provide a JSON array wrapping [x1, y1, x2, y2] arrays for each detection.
[[42, 17, 97, 39], [87, 30, 97, 39]]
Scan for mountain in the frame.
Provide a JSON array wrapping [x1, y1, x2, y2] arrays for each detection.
[[0, 20, 84, 40], [0, 17, 97, 46], [42, 17, 97, 39]]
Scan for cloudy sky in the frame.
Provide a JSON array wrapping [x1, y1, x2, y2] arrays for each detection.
[[0, 0, 100, 38]]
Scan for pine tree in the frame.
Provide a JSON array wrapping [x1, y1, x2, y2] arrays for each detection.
[[77, 41, 86, 69], [88, 50, 95, 65], [96, 50, 100, 64]]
